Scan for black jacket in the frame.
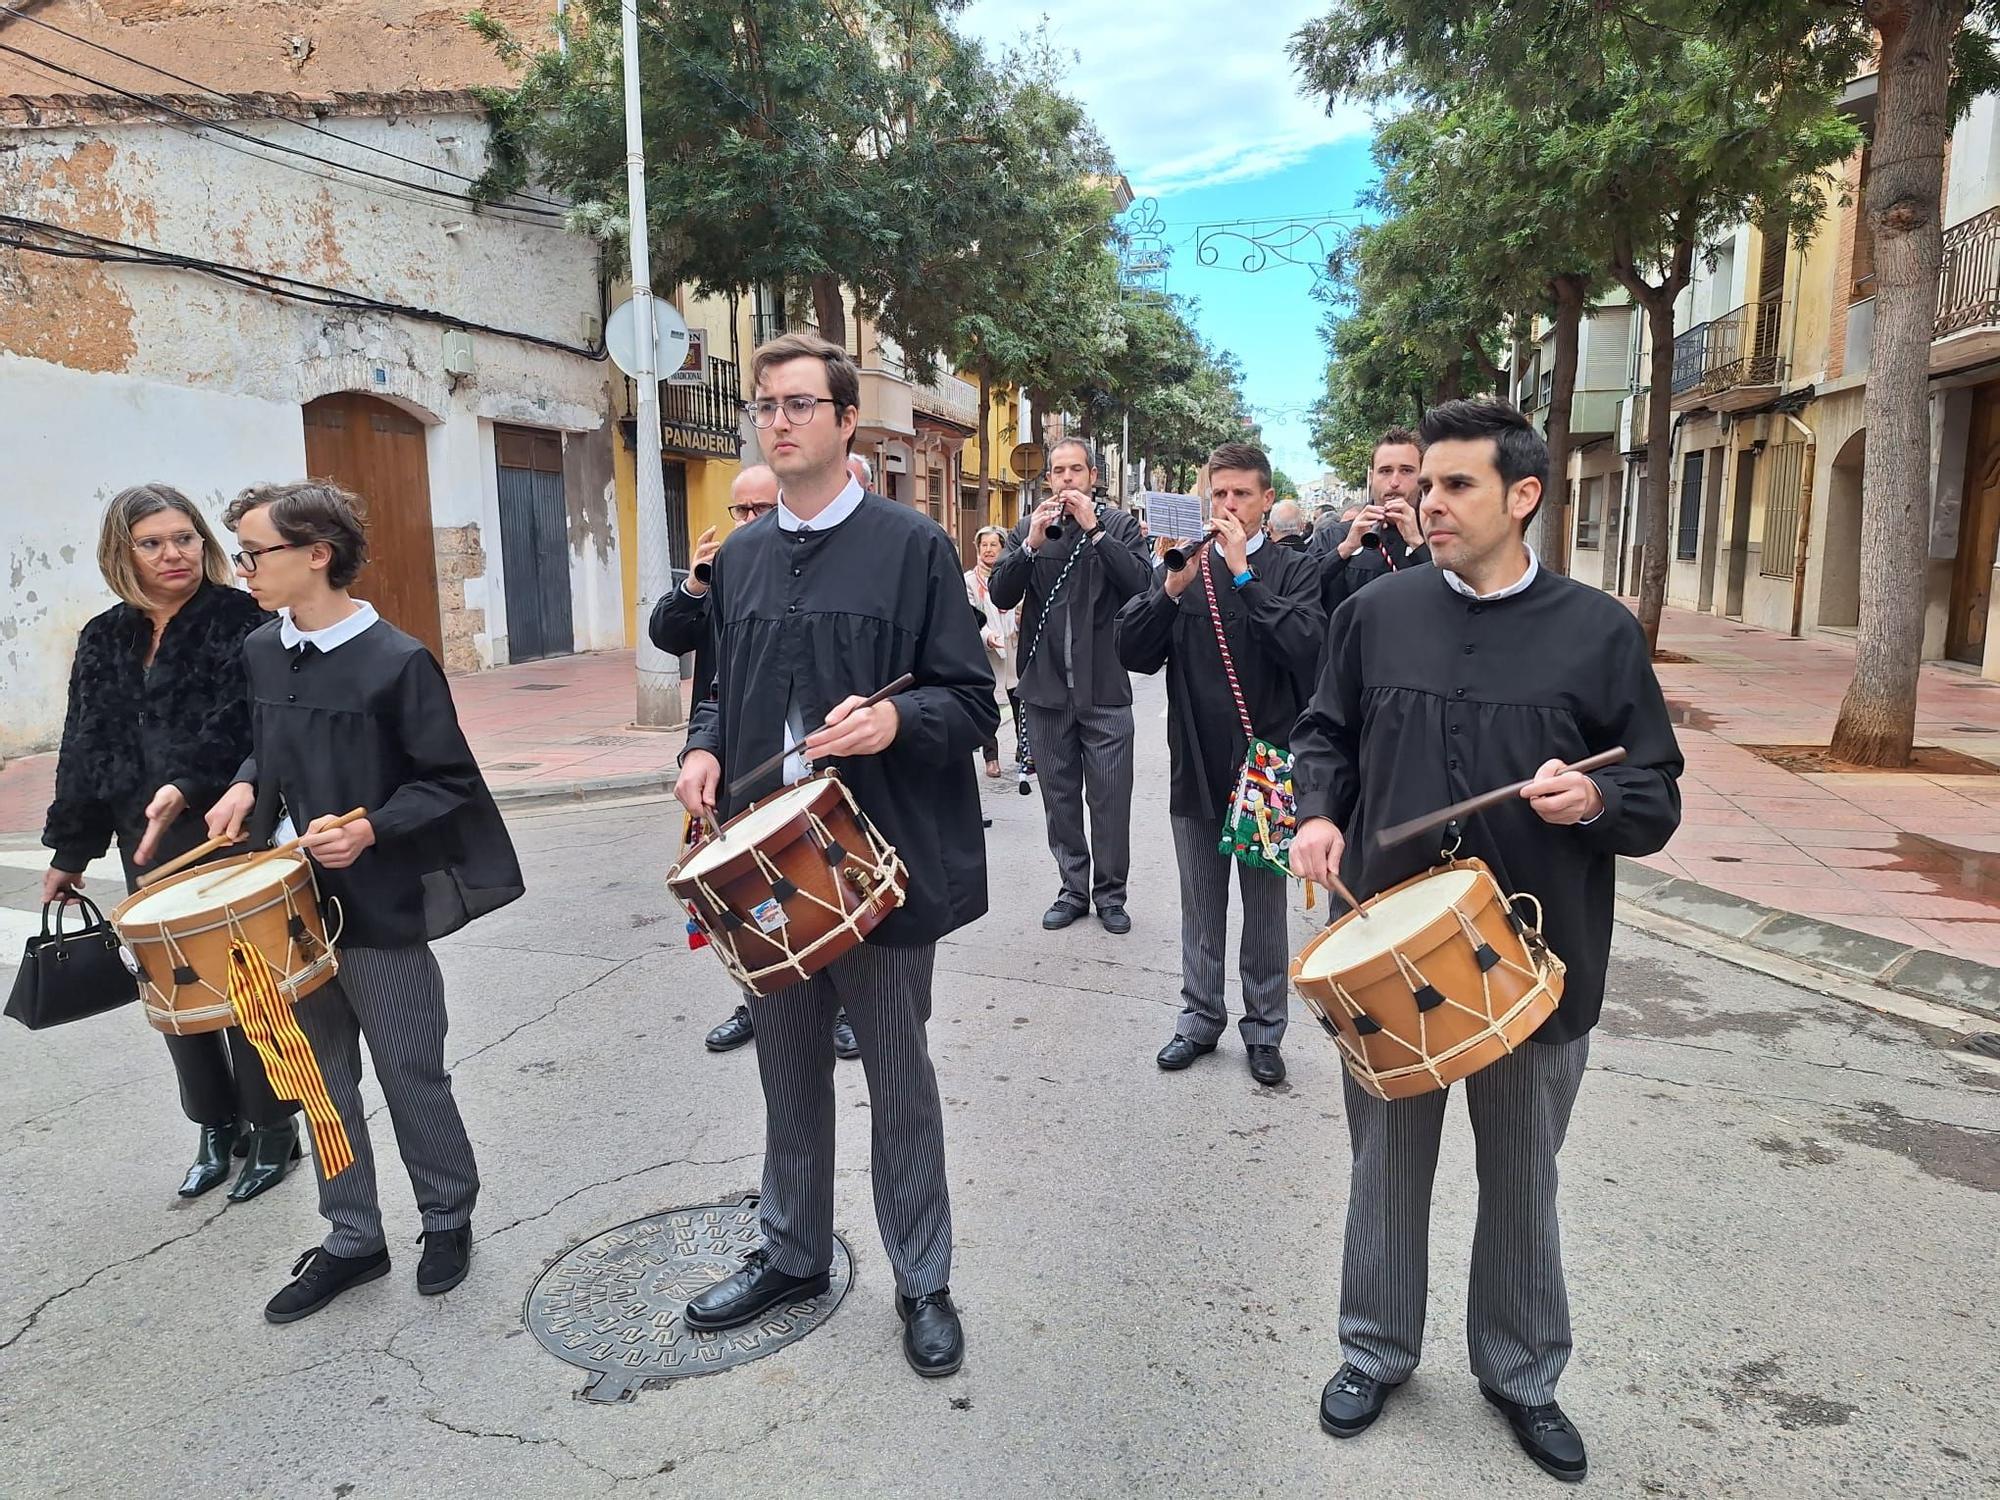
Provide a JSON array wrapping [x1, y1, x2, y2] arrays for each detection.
[[987, 505, 1152, 710], [1115, 540, 1325, 822], [649, 582, 716, 703], [1308, 523, 1431, 614], [1290, 566, 1683, 1041], [43, 581, 269, 873], [684, 492, 998, 946], [237, 618, 523, 948]]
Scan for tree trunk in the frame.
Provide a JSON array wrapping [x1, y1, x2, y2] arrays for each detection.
[[975, 363, 994, 519], [1532, 274, 1587, 572], [1637, 295, 1679, 651], [1464, 335, 1505, 394], [1831, 0, 1968, 767], [810, 273, 846, 349]]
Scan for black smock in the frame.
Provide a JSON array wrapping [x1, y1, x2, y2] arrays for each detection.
[[235, 618, 524, 948], [44, 580, 269, 874], [683, 492, 999, 947], [986, 506, 1153, 709], [1308, 524, 1432, 614], [1114, 541, 1325, 822], [1289, 566, 1683, 1041], [649, 582, 717, 703]]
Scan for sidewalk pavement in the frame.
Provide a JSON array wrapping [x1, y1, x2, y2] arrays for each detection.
[[7, 616, 2000, 1019]]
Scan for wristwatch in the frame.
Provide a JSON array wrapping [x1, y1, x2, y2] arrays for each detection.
[[1231, 568, 1255, 589]]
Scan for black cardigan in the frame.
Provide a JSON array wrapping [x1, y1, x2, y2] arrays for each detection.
[[43, 581, 269, 873]]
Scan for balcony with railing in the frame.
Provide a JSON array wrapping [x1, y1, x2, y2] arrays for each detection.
[[1933, 205, 2000, 373], [750, 311, 819, 347], [660, 356, 743, 459], [911, 369, 981, 431], [1670, 292, 1785, 411]]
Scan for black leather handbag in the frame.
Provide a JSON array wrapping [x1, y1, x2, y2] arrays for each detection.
[[5, 895, 139, 1030]]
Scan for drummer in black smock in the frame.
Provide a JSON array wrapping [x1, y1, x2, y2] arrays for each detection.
[[675, 332, 997, 1378], [1288, 399, 1682, 1483]]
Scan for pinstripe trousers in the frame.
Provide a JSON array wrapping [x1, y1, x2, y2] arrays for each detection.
[[293, 945, 480, 1257], [1338, 1033, 1590, 1405], [1170, 816, 1290, 1047], [745, 942, 952, 1298]]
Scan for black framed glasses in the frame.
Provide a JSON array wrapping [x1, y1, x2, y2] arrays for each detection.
[[232, 542, 301, 573], [727, 502, 777, 523], [743, 395, 841, 428]]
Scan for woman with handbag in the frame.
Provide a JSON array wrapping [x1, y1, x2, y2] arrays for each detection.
[[965, 526, 1022, 777], [1113, 443, 1325, 1086], [39, 484, 300, 1201]]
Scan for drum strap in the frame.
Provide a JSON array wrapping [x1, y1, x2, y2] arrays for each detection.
[[227, 944, 353, 1178]]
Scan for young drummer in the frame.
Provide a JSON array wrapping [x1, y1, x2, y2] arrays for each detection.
[[207, 480, 523, 1324]]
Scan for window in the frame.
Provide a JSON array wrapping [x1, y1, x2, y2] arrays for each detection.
[[1759, 441, 1809, 579], [926, 469, 944, 524], [1676, 451, 1705, 560], [1576, 476, 1602, 550]]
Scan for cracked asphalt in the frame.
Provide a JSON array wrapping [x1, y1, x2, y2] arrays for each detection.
[[2, 673, 1996, 1498]]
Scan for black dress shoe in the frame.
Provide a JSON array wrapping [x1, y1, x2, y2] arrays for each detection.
[[1042, 898, 1088, 930], [683, 1247, 830, 1331], [705, 1005, 755, 1052], [179, 1124, 238, 1198], [1156, 1035, 1217, 1071], [1320, 1363, 1401, 1437], [1246, 1044, 1286, 1085], [265, 1245, 391, 1324], [1481, 1384, 1587, 1481], [227, 1117, 302, 1202], [1096, 905, 1132, 935], [898, 1288, 964, 1377], [832, 1010, 860, 1061], [416, 1226, 472, 1295]]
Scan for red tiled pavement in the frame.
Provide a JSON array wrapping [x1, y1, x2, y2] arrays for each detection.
[[10, 607, 2000, 971], [0, 649, 690, 843]]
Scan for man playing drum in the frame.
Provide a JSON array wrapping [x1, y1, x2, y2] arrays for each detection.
[[674, 332, 997, 1377], [1289, 399, 1681, 1481]]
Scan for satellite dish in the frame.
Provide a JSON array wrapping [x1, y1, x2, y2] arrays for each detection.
[[605, 296, 691, 380]]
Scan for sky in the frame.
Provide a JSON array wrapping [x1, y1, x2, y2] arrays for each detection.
[[956, 1, 1382, 482]]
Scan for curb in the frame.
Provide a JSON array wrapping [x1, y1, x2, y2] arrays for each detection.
[[490, 772, 678, 809], [1615, 859, 2000, 1026]]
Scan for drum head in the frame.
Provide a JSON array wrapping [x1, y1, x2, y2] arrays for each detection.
[[678, 780, 829, 879], [1298, 867, 1483, 979], [120, 855, 307, 922]]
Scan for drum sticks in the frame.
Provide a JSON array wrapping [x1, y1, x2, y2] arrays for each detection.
[[725, 674, 915, 801], [137, 833, 243, 887], [195, 807, 368, 893], [1372, 748, 1628, 851]]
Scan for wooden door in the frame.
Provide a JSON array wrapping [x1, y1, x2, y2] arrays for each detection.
[[301, 393, 443, 660], [1949, 384, 2000, 663], [495, 426, 575, 663]]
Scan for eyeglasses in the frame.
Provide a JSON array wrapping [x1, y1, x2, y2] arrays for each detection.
[[134, 532, 201, 559], [232, 542, 301, 573], [743, 395, 842, 428], [727, 502, 777, 523]]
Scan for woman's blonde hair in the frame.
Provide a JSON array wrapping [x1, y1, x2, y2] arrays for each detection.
[[974, 525, 1008, 550], [97, 484, 234, 608]]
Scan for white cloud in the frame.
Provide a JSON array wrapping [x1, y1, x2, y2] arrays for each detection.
[[957, 1, 1373, 196]]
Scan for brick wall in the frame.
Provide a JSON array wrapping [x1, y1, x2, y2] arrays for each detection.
[[433, 523, 486, 674]]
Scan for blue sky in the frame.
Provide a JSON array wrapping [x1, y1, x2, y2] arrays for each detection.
[[957, 2, 1382, 480]]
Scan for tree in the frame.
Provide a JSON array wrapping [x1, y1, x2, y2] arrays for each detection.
[[1295, 3, 1861, 648], [1272, 467, 1301, 500]]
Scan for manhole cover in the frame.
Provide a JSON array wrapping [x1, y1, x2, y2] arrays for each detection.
[[523, 1194, 850, 1402], [515, 682, 566, 692]]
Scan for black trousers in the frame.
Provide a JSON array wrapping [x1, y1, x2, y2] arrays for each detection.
[[117, 816, 294, 1130], [980, 690, 1023, 762]]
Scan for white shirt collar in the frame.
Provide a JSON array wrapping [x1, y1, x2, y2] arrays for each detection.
[[278, 600, 378, 651], [777, 476, 865, 533], [1211, 529, 1268, 563], [1441, 546, 1539, 601]]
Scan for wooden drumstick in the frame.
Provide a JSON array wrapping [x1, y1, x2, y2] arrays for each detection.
[[1323, 870, 1369, 919], [195, 807, 368, 893], [1372, 747, 1628, 852], [137, 832, 243, 887], [725, 674, 915, 801]]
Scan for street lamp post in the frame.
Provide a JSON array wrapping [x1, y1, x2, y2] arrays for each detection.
[[621, 0, 682, 728]]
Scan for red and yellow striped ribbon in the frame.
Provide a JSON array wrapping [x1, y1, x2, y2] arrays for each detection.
[[227, 943, 352, 1179]]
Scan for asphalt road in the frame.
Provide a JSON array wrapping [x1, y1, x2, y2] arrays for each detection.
[[2, 674, 1995, 1499]]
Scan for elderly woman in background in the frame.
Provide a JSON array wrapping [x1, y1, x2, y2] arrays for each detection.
[[965, 525, 1021, 776], [41, 484, 300, 1202]]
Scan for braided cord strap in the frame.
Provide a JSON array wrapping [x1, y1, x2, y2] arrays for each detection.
[[1197, 545, 1297, 876]]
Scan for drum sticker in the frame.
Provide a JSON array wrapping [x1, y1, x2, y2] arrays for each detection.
[[749, 897, 790, 934]]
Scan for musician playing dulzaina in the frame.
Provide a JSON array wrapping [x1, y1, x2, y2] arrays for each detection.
[[1288, 400, 1682, 1482], [675, 332, 997, 1378], [1113, 442, 1323, 1087]]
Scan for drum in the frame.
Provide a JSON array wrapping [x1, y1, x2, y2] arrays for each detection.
[[1291, 859, 1564, 1100], [110, 853, 339, 1035], [667, 772, 907, 997]]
